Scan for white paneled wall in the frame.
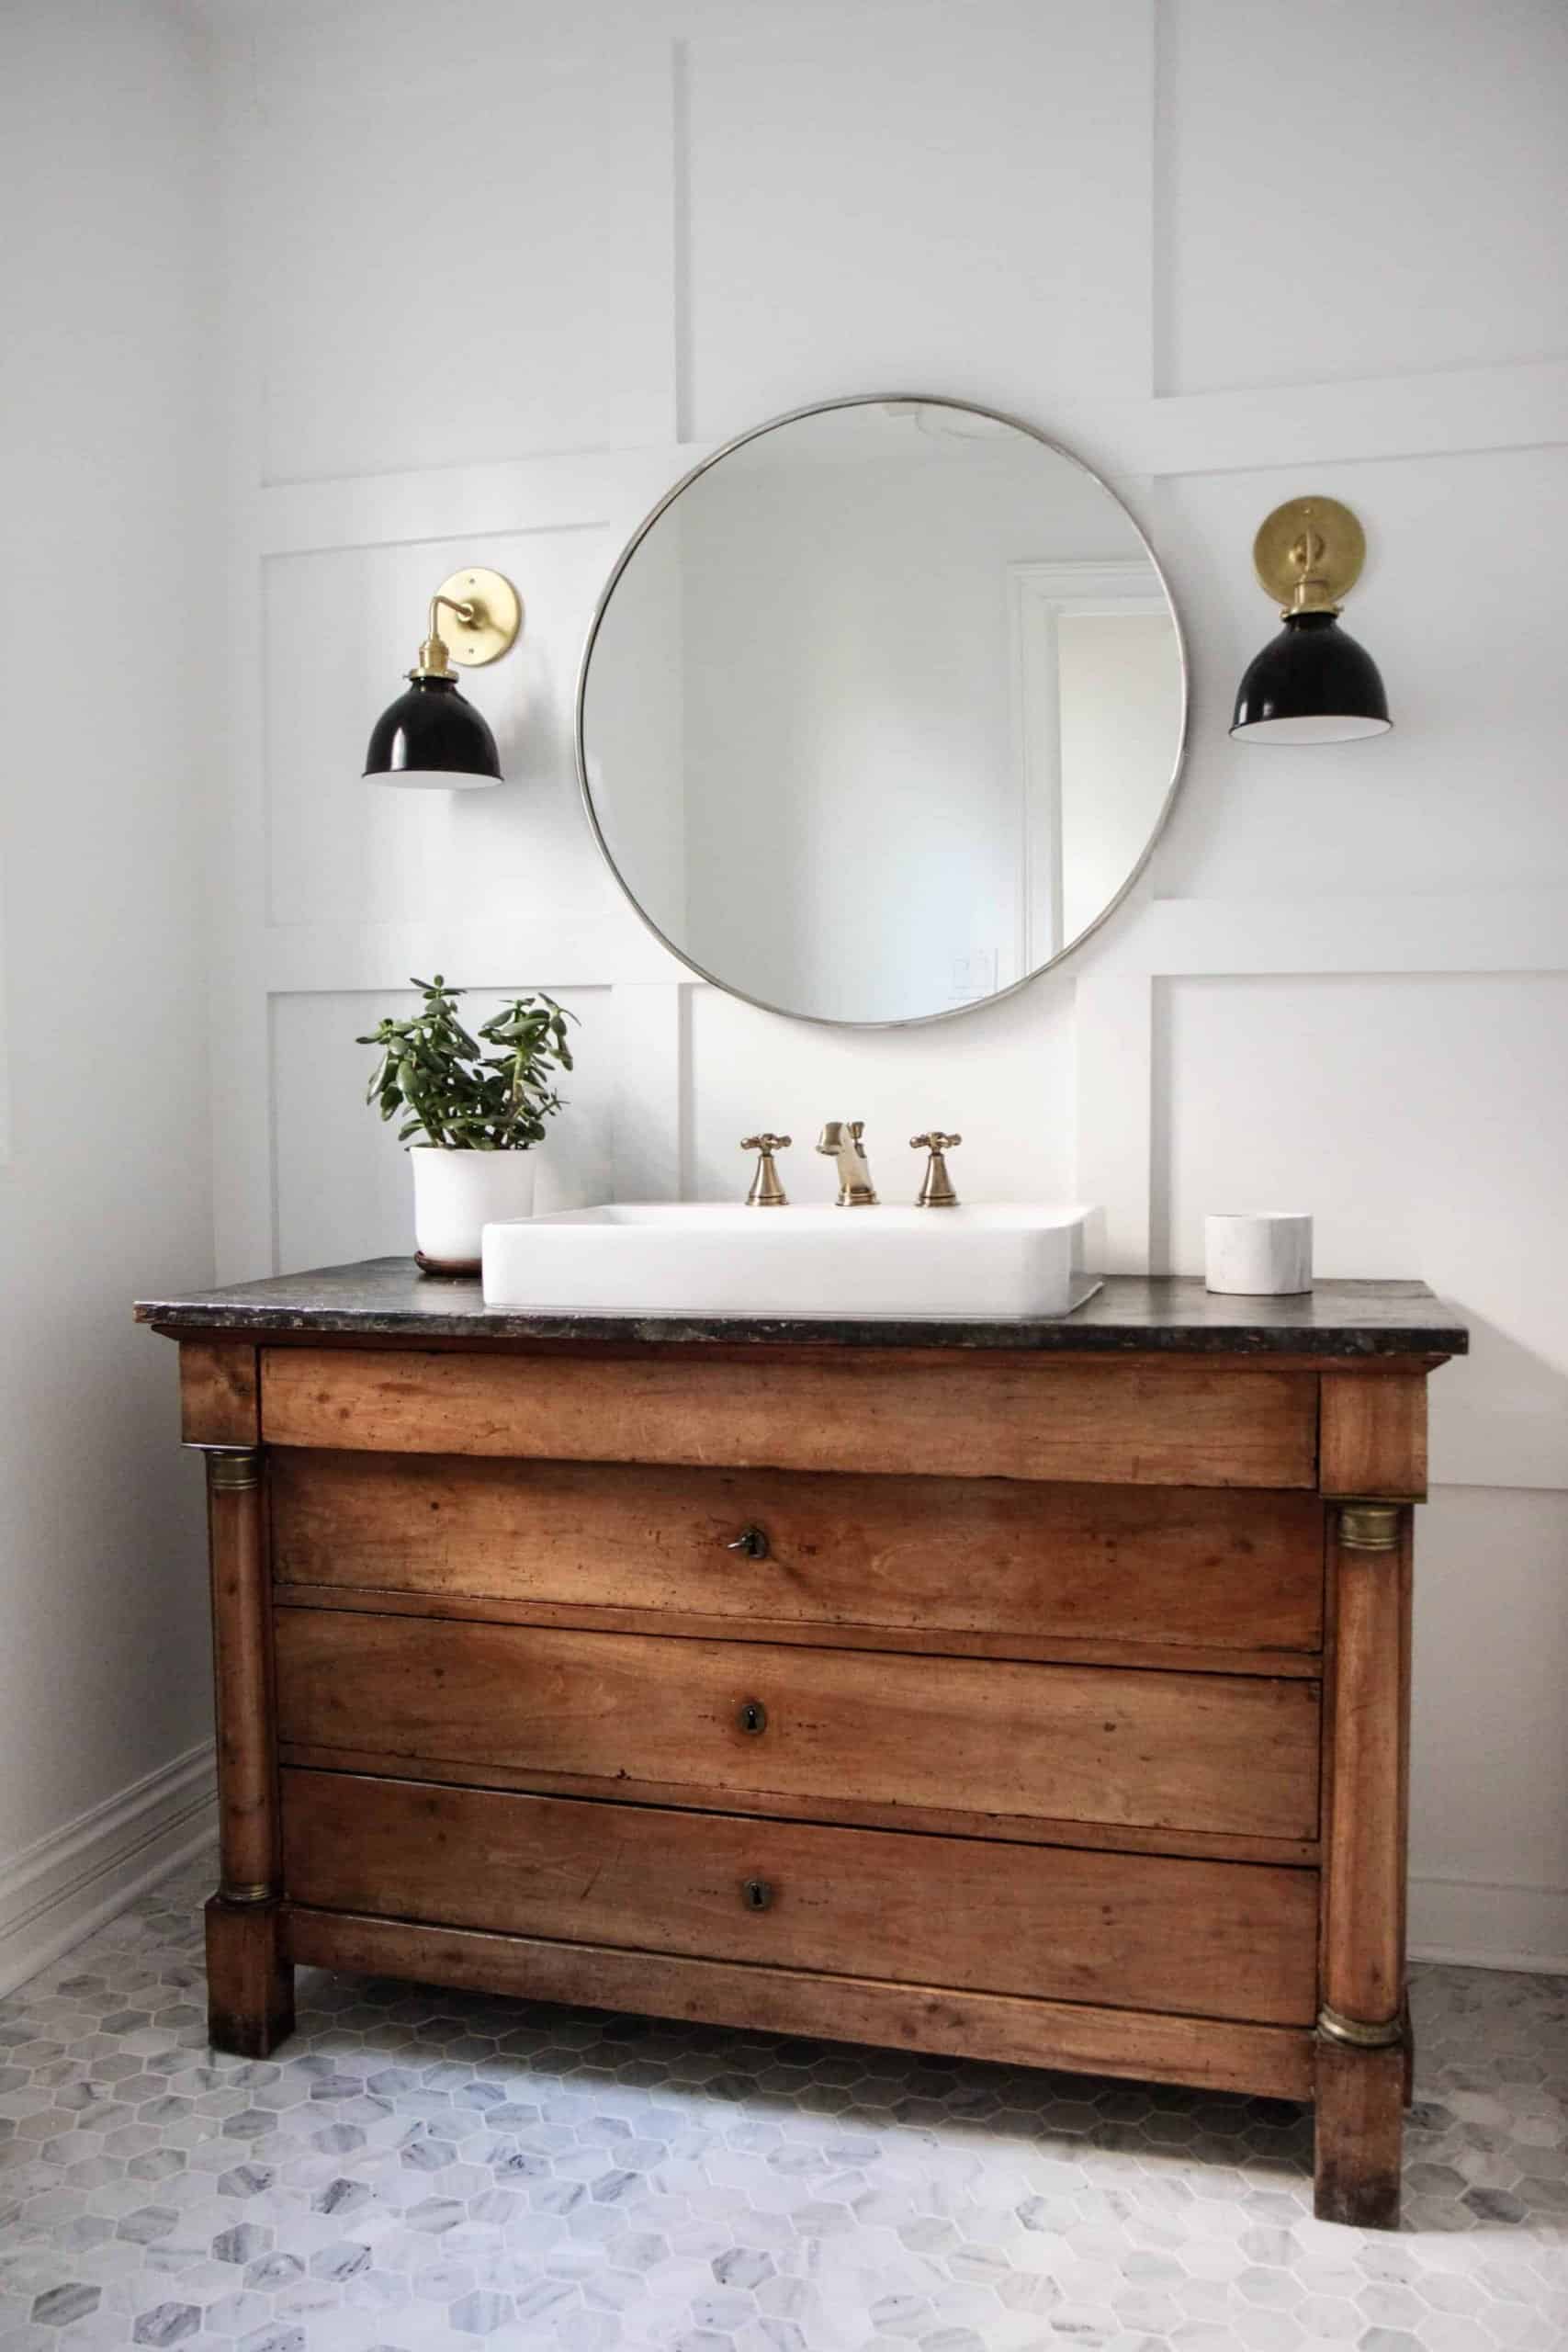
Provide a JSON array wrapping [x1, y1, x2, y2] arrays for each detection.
[[682, 6, 1154, 434], [1164, 0, 1568, 394], [0, 0, 220, 1986], [209, 0, 1568, 1969]]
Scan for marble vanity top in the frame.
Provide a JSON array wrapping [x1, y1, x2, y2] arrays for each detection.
[[135, 1258, 1468, 1358]]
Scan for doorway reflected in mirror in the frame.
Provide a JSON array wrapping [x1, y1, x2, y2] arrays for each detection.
[[579, 397, 1188, 1026]]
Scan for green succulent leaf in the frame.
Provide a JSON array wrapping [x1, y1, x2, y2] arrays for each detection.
[[358, 976, 580, 1153]]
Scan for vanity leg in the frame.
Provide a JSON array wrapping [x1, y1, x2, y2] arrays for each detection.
[[198, 1445, 294, 2056], [205, 1895, 292, 2059], [1316, 2038, 1406, 2232], [1314, 1498, 1410, 2228]]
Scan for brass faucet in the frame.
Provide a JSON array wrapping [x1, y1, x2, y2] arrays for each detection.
[[911, 1131, 962, 1207], [816, 1120, 878, 1206], [739, 1134, 790, 1207]]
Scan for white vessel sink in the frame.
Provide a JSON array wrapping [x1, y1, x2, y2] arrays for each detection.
[[482, 1203, 1100, 1320]]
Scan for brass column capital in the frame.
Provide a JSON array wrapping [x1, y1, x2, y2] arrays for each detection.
[[1337, 1500, 1401, 1553], [201, 1447, 262, 1493]]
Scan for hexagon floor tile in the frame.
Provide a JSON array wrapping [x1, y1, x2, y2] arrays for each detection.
[[1, 1854, 1563, 2351]]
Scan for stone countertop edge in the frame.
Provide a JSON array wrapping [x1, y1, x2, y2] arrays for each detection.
[[134, 1260, 1469, 1357]]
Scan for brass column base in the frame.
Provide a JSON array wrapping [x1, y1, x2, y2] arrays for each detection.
[[1318, 2003, 1403, 2051]]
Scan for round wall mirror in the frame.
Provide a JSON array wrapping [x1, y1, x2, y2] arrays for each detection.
[[577, 396, 1188, 1027]]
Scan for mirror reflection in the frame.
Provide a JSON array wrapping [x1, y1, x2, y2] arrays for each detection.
[[579, 399, 1185, 1026]]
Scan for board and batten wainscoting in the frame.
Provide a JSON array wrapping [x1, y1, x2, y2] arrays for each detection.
[[203, 6, 1568, 1978]]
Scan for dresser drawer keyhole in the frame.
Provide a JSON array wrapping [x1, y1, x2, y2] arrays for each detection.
[[742, 1877, 773, 1911], [738, 1698, 768, 1736], [726, 1524, 770, 1561]]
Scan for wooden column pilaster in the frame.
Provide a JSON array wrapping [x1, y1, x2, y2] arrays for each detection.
[[194, 1435, 293, 2057], [1314, 1487, 1412, 2228], [1313, 1368, 1423, 2229]]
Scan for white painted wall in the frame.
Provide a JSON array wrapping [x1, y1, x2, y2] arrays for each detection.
[[11, 0, 1563, 1974], [1058, 614, 1183, 943], [0, 1, 220, 1985]]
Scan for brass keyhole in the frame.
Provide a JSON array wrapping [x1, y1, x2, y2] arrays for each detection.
[[726, 1524, 770, 1561], [742, 1877, 773, 1911], [738, 1699, 768, 1736]]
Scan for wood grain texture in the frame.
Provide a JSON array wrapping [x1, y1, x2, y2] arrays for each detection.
[[1314, 2036, 1405, 2229], [280, 1770, 1320, 2026], [274, 1742, 1319, 1866], [204, 1896, 292, 2059], [180, 1341, 259, 1447], [274, 1611, 1322, 1842], [1322, 1512, 1410, 2027], [283, 1905, 1314, 2100], [269, 1450, 1325, 1655], [1319, 1371, 1427, 1498], [275, 1581, 1326, 1679], [260, 1347, 1320, 1487], [206, 1453, 280, 1902]]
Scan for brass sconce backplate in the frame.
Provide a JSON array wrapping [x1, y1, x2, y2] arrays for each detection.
[[434, 568, 523, 667], [1253, 496, 1366, 615]]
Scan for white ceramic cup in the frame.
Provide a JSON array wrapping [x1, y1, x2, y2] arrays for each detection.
[[1204, 1212, 1313, 1297]]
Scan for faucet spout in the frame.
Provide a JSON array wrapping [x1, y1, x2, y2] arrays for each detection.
[[816, 1120, 878, 1207]]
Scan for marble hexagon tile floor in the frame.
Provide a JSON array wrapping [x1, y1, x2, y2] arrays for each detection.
[[1, 1855, 1564, 2352]]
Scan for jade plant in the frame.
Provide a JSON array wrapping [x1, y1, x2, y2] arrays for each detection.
[[358, 976, 576, 1150]]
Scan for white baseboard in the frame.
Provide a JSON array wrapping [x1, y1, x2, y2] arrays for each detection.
[[0, 1743, 217, 1999], [1410, 1871, 1568, 1976]]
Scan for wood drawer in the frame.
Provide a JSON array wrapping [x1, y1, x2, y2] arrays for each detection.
[[275, 1611, 1321, 1843], [270, 1450, 1325, 1662], [280, 1769, 1319, 2027], [260, 1347, 1319, 1488]]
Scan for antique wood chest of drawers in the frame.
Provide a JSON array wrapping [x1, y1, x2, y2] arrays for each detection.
[[137, 1262, 1466, 2229]]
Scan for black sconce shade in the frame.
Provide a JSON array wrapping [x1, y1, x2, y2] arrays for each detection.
[[363, 673, 503, 788], [1230, 611, 1392, 744]]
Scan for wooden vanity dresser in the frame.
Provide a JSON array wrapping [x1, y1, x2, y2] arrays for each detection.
[[137, 1261, 1465, 2229]]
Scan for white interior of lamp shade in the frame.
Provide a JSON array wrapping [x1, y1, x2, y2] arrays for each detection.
[[1230, 714, 1393, 744], [371, 768, 502, 789]]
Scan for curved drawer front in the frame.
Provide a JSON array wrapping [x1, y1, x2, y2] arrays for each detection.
[[280, 1769, 1318, 2027], [275, 1611, 1320, 1842], [270, 1450, 1325, 1659]]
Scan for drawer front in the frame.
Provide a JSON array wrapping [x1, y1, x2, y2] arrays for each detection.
[[260, 1347, 1319, 1488], [271, 1450, 1325, 1658], [275, 1611, 1321, 1841], [281, 1769, 1318, 2026]]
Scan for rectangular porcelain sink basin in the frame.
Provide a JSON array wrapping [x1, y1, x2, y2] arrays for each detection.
[[482, 1203, 1100, 1320]]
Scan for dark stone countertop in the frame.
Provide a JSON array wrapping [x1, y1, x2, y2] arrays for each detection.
[[135, 1258, 1468, 1358]]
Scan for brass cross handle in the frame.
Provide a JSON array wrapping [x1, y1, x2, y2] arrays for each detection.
[[739, 1133, 791, 1208], [910, 1130, 962, 1208]]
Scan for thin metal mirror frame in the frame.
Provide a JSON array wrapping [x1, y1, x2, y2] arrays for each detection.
[[574, 392, 1190, 1031]]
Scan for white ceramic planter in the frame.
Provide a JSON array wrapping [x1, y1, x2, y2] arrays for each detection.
[[410, 1148, 536, 1273], [1204, 1212, 1314, 1296]]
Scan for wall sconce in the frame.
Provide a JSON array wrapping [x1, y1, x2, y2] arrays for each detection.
[[363, 567, 522, 788], [1230, 497, 1391, 744]]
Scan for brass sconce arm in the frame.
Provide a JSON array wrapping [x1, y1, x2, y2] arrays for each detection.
[[407, 569, 524, 680], [414, 593, 479, 678]]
